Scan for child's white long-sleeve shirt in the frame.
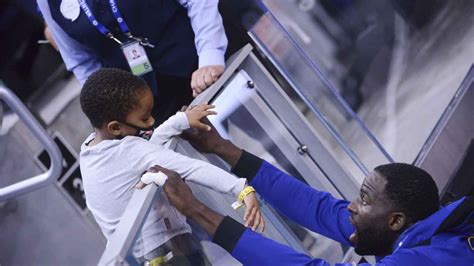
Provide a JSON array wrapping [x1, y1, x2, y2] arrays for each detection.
[[79, 112, 246, 257]]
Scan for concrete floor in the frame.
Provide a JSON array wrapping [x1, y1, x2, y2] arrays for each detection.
[[0, 101, 105, 265]]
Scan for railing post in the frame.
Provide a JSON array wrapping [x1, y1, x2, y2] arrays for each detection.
[[0, 85, 62, 201]]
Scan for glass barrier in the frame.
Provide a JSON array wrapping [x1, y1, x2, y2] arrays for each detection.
[[99, 64, 362, 264], [248, 9, 394, 183], [202, 70, 346, 262], [251, 0, 474, 177], [105, 69, 349, 265]]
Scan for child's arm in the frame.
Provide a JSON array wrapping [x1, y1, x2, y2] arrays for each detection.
[[149, 104, 216, 146], [137, 164, 265, 232], [137, 141, 264, 231], [149, 111, 189, 146]]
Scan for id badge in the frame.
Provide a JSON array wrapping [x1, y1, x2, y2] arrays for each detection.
[[121, 41, 153, 76]]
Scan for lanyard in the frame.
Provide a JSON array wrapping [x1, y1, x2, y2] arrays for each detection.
[[77, 0, 154, 47], [108, 0, 130, 35]]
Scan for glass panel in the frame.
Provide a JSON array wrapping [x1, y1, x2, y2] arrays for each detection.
[[248, 11, 390, 183], [253, 0, 474, 177], [126, 191, 213, 265], [102, 64, 358, 265], [200, 71, 345, 263]]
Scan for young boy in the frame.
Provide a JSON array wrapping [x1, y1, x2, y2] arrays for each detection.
[[79, 68, 263, 263]]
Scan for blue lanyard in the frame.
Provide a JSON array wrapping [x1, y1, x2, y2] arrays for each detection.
[[77, 0, 154, 47], [108, 0, 130, 34]]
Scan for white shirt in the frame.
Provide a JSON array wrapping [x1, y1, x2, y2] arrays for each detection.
[[80, 112, 245, 257], [37, 0, 227, 84]]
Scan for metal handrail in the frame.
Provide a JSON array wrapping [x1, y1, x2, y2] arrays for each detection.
[[98, 184, 161, 265], [0, 85, 62, 201]]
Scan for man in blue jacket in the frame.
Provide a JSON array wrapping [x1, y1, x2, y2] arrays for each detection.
[[154, 125, 474, 265]]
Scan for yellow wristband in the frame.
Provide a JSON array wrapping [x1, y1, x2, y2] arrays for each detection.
[[238, 186, 256, 203], [148, 251, 173, 266]]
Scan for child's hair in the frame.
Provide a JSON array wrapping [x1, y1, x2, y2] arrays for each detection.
[[80, 68, 149, 128]]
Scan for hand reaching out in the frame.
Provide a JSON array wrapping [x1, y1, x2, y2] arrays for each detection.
[[184, 104, 217, 132], [137, 166, 265, 233], [137, 165, 199, 217], [180, 114, 242, 167]]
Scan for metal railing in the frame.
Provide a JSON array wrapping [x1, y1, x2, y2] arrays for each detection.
[[248, 10, 394, 176], [98, 184, 162, 265], [0, 85, 62, 201]]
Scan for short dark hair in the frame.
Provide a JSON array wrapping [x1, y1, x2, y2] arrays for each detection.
[[80, 68, 148, 128], [375, 163, 439, 223]]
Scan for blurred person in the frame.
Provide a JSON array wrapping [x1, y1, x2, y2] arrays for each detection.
[[43, 26, 58, 50], [38, 0, 227, 123], [0, 0, 44, 100]]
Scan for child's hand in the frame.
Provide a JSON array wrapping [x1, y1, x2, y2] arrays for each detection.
[[243, 191, 265, 233], [135, 180, 147, 189], [184, 104, 217, 131]]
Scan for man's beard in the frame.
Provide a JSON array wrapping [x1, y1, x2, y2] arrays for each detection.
[[353, 221, 395, 256]]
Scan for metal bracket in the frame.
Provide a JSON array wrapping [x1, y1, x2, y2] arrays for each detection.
[[297, 144, 308, 155]]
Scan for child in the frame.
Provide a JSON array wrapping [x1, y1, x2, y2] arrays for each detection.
[[79, 68, 263, 263]]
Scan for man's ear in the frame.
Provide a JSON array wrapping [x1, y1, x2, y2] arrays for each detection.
[[388, 212, 407, 232], [106, 121, 122, 137]]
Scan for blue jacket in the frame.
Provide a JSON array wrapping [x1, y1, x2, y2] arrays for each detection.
[[212, 151, 474, 265]]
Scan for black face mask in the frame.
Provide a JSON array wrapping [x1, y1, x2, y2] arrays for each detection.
[[121, 122, 155, 140]]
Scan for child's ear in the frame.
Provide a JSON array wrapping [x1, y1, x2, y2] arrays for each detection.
[[106, 121, 122, 137]]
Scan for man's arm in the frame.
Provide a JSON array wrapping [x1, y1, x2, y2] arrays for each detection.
[[160, 166, 361, 266], [140, 143, 246, 197], [181, 120, 354, 246], [38, 0, 102, 84], [157, 165, 225, 235], [180, 119, 243, 167], [177, 0, 227, 68], [177, 0, 227, 96], [234, 151, 354, 246]]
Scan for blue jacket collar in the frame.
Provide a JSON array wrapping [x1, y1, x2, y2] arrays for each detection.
[[393, 197, 469, 252]]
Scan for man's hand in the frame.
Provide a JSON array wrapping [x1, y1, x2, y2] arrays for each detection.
[[180, 117, 243, 167], [191, 65, 224, 97], [184, 104, 217, 132], [145, 165, 198, 217], [180, 117, 225, 154], [145, 165, 225, 236]]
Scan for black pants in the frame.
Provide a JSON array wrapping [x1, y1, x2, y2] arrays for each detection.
[[153, 74, 194, 125]]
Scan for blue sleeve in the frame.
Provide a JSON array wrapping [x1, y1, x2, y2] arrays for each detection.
[[233, 229, 376, 266], [177, 0, 227, 67], [232, 151, 354, 246], [233, 229, 330, 266], [213, 216, 354, 266]]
